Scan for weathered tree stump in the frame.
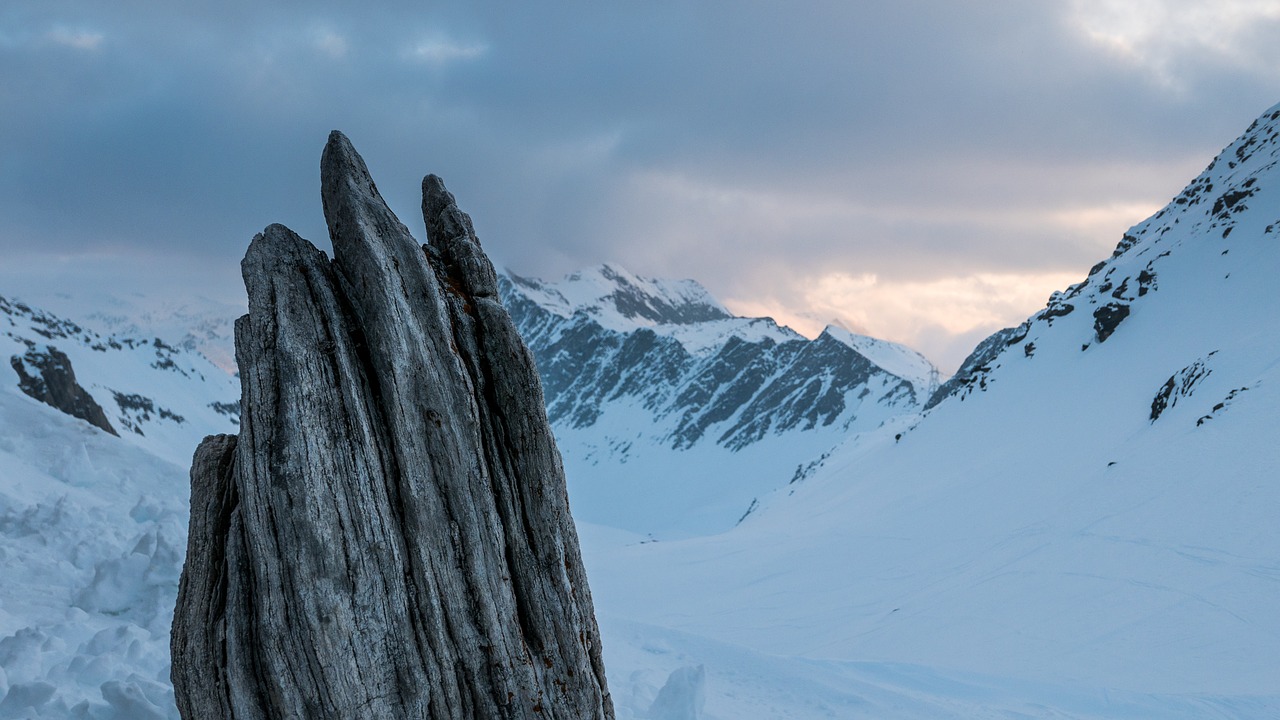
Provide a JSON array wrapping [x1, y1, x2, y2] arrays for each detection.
[[172, 132, 613, 719]]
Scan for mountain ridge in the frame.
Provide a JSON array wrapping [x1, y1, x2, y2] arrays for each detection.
[[2, 100, 1279, 718], [498, 263, 938, 535], [585, 99, 1280, 709], [1, 292, 240, 466], [928, 100, 1280, 411]]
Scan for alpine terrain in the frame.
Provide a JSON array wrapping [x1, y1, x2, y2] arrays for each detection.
[[172, 132, 612, 719], [0, 100, 1278, 718], [0, 295, 238, 717], [580, 101, 1280, 716], [500, 264, 939, 536]]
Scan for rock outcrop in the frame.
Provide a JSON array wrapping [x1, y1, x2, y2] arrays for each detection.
[[172, 132, 613, 719], [10, 345, 117, 435], [924, 326, 1021, 410], [500, 272, 935, 451]]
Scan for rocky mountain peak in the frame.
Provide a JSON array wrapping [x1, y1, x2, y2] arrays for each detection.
[[498, 261, 941, 535], [926, 100, 1280, 411], [515, 263, 733, 331], [424, 173, 501, 300], [173, 133, 613, 719], [423, 172, 479, 249], [9, 344, 117, 436]]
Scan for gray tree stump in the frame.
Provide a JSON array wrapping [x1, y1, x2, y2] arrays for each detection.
[[171, 132, 613, 719]]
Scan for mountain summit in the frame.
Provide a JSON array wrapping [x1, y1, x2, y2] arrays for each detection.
[[172, 133, 613, 719], [590, 100, 1280, 712], [506, 263, 733, 330], [931, 101, 1280, 411], [4, 101, 1280, 717], [499, 264, 939, 536]]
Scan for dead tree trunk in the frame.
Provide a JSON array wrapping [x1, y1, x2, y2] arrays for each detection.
[[172, 132, 613, 719]]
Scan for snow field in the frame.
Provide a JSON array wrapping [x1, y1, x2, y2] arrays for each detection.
[[4, 101, 1280, 718], [0, 391, 187, 719]]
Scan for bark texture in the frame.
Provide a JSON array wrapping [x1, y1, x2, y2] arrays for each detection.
[[172, 132, 613, 719]]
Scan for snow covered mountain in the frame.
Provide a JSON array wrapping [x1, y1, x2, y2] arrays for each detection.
[[6, 100, 1280, 718], [6, 263, 941, 539], [2, 291, 243, 376], [1, 295, 240, 466], [500, 263, 939, 536], [585, 102, 1280, 716], [0, 267, 939, 718], [0, 296, 239, 717]]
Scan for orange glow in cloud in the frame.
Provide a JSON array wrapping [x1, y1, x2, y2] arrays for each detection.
[[723, 269, 1085, 374]]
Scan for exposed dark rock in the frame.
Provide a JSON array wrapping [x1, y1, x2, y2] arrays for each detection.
[[9, 345, 116, 435], [1196, 386, 1250, 426], [925, 326, 1021, 410], [1041, 302, 1075, 321], [1173, 175, 1214, 207], [112, 391, 185, 427], [1092, 302, 1131, 343], [208, 400, 240, 419], [1150, 377, 1178, 420], [1211, 187, 1255, 220], [172, 132, 613, 719], [499, 275, 926, 452], [1150, 354, 1214, 422], [788, 450, 832, 487], [1111, 277, 1130, 299], [1110, 233, 1140, 257], [1137, 268, 1157, 296]]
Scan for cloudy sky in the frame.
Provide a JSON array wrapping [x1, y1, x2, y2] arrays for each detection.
[[3, 1, 1279, 370]]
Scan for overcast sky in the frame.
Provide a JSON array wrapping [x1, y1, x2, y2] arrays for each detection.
[[3, 1, 1279, 371]]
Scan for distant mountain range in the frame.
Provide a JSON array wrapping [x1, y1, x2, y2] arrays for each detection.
[[4, 260, 942, 538], [500, 263, 939, 535], [3, 100, 1279, 718], [1, 293, 239, 467], [588, 100, 1280, 715]]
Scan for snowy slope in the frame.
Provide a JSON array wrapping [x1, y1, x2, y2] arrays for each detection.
[[0, 390, 189, 719], [3, 290, 243, 376], [501, 266, 940, 537], [0, 296, 245, 718], [505, 263, 736, 335], [0, 295, 240, 467], [582, 101, 1280, 714], [6, 100, 1280, 718]]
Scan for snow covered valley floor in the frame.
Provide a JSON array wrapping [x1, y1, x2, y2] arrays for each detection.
[[3, 278, 1277, 719], [4, 101, 1280, 718], [4, 378, 1274, 719]]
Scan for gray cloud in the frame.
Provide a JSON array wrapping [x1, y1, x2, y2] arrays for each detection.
[[2, 1, 1278, 368]]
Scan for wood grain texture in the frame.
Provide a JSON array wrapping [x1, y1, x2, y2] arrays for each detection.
[[172, 132, 613, 719]]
